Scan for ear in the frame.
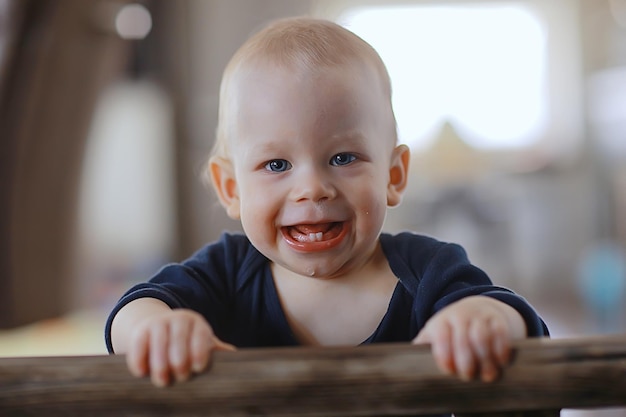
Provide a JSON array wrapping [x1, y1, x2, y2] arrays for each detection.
[[209, 156, 241, 219], [387, 144, 410, 207]]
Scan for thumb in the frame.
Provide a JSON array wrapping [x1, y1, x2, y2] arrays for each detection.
[[213, 338, 237, 352], [412, 328, 432, 345]]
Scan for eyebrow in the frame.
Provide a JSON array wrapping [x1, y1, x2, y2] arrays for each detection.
[[329, 129, 367, 143], [330, 131, 382, 151], [239, 130, 371, 160], [239, 138, 290, 161]]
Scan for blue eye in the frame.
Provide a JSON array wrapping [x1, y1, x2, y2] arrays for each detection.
[[330, 153, 357, 166], [265, 159, 292, 172]]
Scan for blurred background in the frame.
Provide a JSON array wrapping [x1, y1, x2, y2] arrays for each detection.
[[0, 0, 625, 412]]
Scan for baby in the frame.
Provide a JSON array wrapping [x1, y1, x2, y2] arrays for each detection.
[[106, 17, 548, 390]]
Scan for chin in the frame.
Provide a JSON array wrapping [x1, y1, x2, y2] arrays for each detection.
[[293, 260, 347, 279]]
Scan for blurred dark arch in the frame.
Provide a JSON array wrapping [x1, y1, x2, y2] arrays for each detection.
[[0, 0, 132, 327]]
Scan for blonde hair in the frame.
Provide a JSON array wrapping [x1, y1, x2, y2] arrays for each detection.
[[210, 17, 396, 161]]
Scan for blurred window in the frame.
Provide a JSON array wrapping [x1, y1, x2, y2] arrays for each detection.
[[336, 4, 548, 151]]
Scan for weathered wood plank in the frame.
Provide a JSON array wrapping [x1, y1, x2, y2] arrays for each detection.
[[0, 334, 625, 416]]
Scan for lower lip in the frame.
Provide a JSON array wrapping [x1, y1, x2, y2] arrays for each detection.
[[282, 223, 349, 252]]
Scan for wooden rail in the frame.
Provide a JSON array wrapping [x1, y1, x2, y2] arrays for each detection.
[[0, 334, 625, 416]]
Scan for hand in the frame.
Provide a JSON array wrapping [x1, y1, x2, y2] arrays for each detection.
[[126, 308, 236, 387], [413, 296, 526, 382]]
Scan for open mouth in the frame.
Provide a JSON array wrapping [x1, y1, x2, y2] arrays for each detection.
[[281, 222, 347, 251]]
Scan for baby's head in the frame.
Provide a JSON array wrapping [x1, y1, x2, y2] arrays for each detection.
[[211, 17, 397, 161], [208, 17, 409, 278]]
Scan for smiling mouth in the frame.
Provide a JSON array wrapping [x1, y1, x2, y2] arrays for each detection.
[[281, 222, 347, 251]]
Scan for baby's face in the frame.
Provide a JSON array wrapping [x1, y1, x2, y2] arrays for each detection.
[[228, 63, 403, 278]]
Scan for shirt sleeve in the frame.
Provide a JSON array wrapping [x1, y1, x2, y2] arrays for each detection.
[[104, 233, 251, 353], [425, 243, 548, 336], [385, 233, 549, 338]]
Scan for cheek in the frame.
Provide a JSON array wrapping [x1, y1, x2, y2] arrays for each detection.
[[355, 185, 388, 226], [238, 186, 280, 236], [239, 205, 272, 254], [365, 199, 387, 223]]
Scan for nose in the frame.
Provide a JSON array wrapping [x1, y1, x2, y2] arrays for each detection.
[[290, 165, 337, 202]]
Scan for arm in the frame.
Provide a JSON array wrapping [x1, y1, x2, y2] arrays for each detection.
[[111, 297, 235, 387], [383, 234, 545, 382], [413, 295, 526, 382]]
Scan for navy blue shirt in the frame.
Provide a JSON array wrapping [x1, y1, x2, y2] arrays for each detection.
[[105, 231, 548, 352]]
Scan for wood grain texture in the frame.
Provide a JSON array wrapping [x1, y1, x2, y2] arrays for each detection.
[[0, 334, 625, 416]]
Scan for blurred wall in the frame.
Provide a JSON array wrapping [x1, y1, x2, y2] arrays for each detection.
[[0, 0, 131, 327]]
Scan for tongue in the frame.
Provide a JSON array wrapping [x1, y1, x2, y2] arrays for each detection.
[[294, 224, 333, 234], [285, 222, 345, 245]]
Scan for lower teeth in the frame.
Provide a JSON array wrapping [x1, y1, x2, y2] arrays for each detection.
[[307, 232, 323, 242]]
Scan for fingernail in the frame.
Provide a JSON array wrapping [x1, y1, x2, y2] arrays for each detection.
[[153, 371, 170, 388], [192, 361, 205, 373], [175, 372, 190, 382], [482, 369, 497, 383], [495, 337, 509, 362]]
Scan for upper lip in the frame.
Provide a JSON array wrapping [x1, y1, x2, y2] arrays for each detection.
[[280, 203, 346, 227], [281, 219, 342, 227]]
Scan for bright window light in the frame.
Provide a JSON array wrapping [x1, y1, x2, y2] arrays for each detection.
[[338, 5, 548, 150]]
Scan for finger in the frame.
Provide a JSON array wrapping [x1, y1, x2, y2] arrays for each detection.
[[169, 318, 192, 382], [127, 328, 150, 378], [190, 319, 238, 375], [149, 322, 171, 387], [213, 338, 237, 352], [430, 322, 455, 375], [189, 321, 212, 374], [490, 318, 512, 365], [452, 320, 475, 380], [468, 320, 498, 382], [413, 327, 430, 345]]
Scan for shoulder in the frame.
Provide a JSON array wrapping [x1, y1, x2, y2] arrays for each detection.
[[186, 232, 259, 265], [381, 231, 441, 246], [380, 231, 477, 290], [158, 232, 267, 289], [380, 231, 456, 260]]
